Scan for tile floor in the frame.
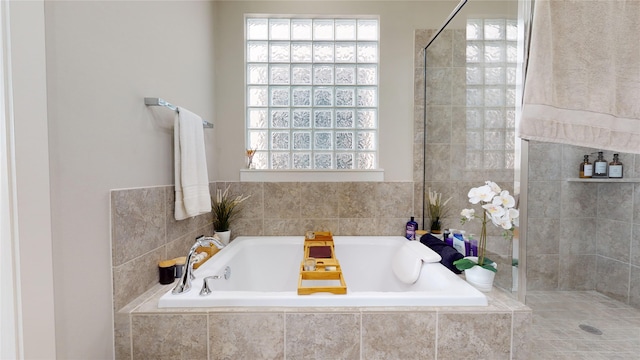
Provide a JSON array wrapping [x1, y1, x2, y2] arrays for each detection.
[[528, 291, 640, 359]]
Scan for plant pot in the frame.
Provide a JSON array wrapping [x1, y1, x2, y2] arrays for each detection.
[[462, 256, 496, 292], [429, 217, 442, 233], [216, 230, 231, 246]]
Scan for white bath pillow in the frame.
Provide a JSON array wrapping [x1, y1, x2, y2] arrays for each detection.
[[392, 241, 442, 284]]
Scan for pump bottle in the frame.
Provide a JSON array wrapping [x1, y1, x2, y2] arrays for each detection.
[[609, 154, 623, 178], [593, 152, 608, 178], [579, 155, 592, 178]]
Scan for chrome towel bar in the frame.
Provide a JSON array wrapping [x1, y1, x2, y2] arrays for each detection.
[[144, 97, 213, 128]]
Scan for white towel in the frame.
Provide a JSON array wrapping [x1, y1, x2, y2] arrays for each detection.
[[391, 241, 442, 284], [174, 107, 211, 220], [520, 0, 640, 154]]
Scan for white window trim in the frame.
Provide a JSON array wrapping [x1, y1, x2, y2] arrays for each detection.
[[240, 168, 384, 182], [244, 16, 380, 172]]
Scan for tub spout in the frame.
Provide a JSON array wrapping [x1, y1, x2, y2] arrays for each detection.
[[172, 235, 225, 295], [203, 235, 226, 250]]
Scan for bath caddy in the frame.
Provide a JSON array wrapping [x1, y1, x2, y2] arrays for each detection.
[[297, 232, 347, 295], [192, 246, 220, 270]]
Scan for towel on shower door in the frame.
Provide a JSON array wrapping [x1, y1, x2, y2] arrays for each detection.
[[174, 107, 211, 220], [520, 0, 640, 153]]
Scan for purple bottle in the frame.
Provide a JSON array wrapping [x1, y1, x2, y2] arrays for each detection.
[[405, 216, 418, 240]]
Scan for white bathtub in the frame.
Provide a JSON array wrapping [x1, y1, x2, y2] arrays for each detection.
[[158, 236, 487, 308]]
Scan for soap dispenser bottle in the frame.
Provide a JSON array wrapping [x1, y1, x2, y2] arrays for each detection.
[[405, 216, 418, 240], [609, 154, 623, 178], [593, 152, 608, 178], [579, 155, 592, 178]]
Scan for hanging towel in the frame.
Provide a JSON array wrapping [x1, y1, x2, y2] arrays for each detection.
[[174, 107, 211, 220], [520, 0, 640, 154]]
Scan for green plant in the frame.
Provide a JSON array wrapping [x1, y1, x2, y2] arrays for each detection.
[[211, 186, 250, 231], [453, 181, 519, 273], [426, 188, 451, 231]]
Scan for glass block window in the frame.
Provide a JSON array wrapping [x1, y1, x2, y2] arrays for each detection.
[[246, 17, 379, 170], [465, 19, 517, 170]]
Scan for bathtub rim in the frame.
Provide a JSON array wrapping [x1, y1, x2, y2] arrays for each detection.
[[158, 235, 489, 308]]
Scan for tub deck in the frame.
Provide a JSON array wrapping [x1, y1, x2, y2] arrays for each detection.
[[159, 236, 488, 308]]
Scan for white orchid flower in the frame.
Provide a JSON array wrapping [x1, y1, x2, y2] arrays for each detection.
[[508, 208, 519, 219], [468, 185, 496, 204], [508, 208, 520, 225], [461, 208, 475, 220], [482, 203, 505, 218], [485, 181, 502, 194], [492, 190, 516, 209], [492, 213, 514, 230]]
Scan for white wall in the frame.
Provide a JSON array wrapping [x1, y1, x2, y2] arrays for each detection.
[[35, 0, 515, 358], [44, 1, 216, 358], [213, 1, 515, 181], [8, 1, 56, 358]]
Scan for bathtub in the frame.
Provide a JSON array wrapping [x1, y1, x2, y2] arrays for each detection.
[[158, 236, 488, 308]]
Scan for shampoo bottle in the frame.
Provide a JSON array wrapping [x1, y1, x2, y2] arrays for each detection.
[[452, 230, 466, 255], [445, 229, 454, 247], [609, 154, 623, 178], [593, 151, 608, 178], [405, 216, 418, 240], [579, 155, 592, 178]]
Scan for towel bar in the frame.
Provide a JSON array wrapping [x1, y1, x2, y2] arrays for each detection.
[[144, 97, 214, 128]]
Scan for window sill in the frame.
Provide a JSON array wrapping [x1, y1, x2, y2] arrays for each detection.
[[240, 169, 385, 182]]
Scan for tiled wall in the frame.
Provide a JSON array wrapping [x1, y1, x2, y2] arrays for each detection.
[[118, 284, 530, 360], [111, 186, 213, 311], [111, 181, 420, 358], [111, 181, 417, 312], [526, 141, 640, 308], [415, 28, 516, 290]]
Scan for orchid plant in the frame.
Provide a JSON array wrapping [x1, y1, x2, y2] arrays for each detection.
[[454, 181, 519, 273]]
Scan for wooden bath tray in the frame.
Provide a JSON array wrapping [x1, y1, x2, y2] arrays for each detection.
[[297, 232, 347, 295]]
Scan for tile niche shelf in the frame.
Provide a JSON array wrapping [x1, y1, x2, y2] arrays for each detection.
[[567, 178, 640, 183]]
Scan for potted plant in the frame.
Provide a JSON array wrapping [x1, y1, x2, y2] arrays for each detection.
[[211, 185, 250, 245], [453, 181, 519, 292], [426, 188, 452, 234]]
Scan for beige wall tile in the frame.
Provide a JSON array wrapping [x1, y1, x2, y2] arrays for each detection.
[[165, 186, 212, 241], [209, 313, 284, 360], [338, 182, 377, 218], [131, 314, 207, 360], [596, 218, 632, 262], [264, 182, 301, 219], [338, 218, 378, 236], [112, 187, 165, 266], [375, 182, 413, 218], [437, 312, 512, 360], [595, 256, 630, 303], [285, 313, 360, 360], [113, 247, 164, 311], [114, 311, 131, 360], [526, 254, 559, 291], [362, 312, 436, 359], [559, 254, 596, 290], [598, 183, 634, 222], [300, 182, 340, 218], [511, 310, 532, 360]]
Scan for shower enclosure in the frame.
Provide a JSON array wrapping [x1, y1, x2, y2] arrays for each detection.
[[416, 0, 531, 300]]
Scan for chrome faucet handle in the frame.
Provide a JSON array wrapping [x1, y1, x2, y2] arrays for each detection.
[[198, 266, 231, 296], [199, 276, 215, 296]]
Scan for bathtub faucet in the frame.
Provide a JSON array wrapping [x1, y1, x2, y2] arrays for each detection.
[[172, 235, 226, 295]]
